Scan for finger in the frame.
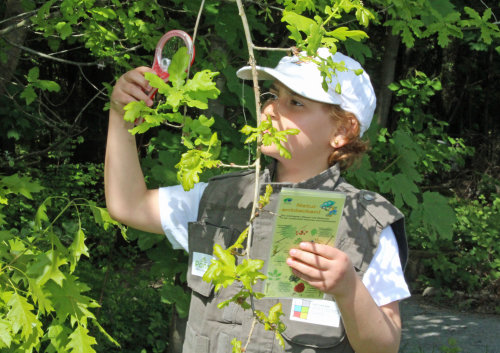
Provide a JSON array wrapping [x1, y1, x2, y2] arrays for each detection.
[[298, 242, 338, 259], [290, 265, 333, 293], [120, 80, 153, 105], [290, 268, 319, 283], [287, 256, 327, 281], [123, 67, 155, 92], [289, 248, 329, 270]]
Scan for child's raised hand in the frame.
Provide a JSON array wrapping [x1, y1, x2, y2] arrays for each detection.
[[110, 66, 156, 114], [287, 242, 357, 298]]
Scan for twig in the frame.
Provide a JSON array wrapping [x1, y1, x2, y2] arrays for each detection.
[[235, 0, 264, 261], [3, 37, 102, 66], [3, 78, 69, 133], [72, 85, 107, 126], [97, 265, 111, 316], [0, 18, 31, 36], [243, 317, 258, 352], [78, 65, 107, 95], [0, 10, 37, 26], [242, 0, 284, 13], [480, 0, 498, 22], [4, 37, 143, 67], [218, 162, 256, 169], [252, 45, 292, 52], [192, 0, 205, 45], [49, 45, 85, 57]]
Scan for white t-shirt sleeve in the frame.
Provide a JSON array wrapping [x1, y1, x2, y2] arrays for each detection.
[[158, 182, 208, 252], [362, 226, 411, 306]]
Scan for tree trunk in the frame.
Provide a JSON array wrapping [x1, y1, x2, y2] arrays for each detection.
[[0, 0, 29, 97], [376, 33, 400, 128]]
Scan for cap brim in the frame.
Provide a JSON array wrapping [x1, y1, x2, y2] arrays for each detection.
[[236, 65, 284, 82], [236, 66, 337, 106]]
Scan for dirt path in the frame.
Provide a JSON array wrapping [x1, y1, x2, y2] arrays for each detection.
[[400, 295, 500, 353]]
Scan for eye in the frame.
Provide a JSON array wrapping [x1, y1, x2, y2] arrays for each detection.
[[260, 91, 278, 103], [291, 98, 304, 107]]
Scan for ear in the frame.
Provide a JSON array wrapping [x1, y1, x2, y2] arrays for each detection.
[[330, 117, 359, 149]]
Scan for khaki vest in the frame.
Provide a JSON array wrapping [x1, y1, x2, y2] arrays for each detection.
[[182, 164, 406, 353]]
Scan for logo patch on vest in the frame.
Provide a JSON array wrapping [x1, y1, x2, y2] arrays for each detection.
[[290, 298, 341, 327], [191, 252, 214, 277]]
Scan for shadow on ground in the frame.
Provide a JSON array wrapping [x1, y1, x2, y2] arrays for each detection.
[[400, 295, 500, 353]]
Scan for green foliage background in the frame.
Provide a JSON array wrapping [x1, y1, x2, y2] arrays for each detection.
[[0, 0, 499, 351]]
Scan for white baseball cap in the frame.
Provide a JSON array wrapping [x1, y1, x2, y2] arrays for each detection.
[[236, 48, 376, 136]]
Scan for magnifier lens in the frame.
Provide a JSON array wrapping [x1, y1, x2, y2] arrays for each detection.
[[162, 36, 185, 65]]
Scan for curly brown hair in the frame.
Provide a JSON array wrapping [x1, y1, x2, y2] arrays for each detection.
[[327, 105, 370, 171]]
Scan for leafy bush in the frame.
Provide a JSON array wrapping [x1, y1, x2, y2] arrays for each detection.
[[347, 71, 474, 243], [414, 193, 500, 295], [0, 173, 121, 351], [345, 71, 497, 300]]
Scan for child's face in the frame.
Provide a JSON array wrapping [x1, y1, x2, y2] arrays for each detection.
[[260, 81, 338, 169]]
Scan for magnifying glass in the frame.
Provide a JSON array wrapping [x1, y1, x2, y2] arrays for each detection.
[[136, 30, 195, 125]]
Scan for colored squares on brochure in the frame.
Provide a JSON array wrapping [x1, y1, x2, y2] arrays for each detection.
[[293, 300, 311, 319]]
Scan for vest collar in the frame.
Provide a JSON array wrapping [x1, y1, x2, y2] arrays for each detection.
[[262, 160, 342, 191]]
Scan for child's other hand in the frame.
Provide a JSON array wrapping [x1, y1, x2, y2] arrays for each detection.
[[110, 67, 155, 114], [287, 242, 357, 298]]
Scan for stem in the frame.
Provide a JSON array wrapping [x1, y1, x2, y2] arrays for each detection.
[[381, 155, 402, 173], [235, 0, 263, 260], [252, 45, 292, 52], [7, 197, 73, 267], [3, 37, 141, 67], [218, 162, 256, 169], [0, 264, 28, 282], [243, 317, 258, 352], [0, 9, 37, 26], [3, 37, 101, 66], [0, 18, 31, 36], [192, 0, 205, 45]]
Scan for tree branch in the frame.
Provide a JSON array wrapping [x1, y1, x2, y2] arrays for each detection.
[[3, 37, 142, 67], [235, 0, 264, 260], [0, 10, 37, 26], [0, 18, 31, 36], [3, 37, 102, 66], [243, 317, 258, 352], [218, 162, 256, 169], [253, 45, 292, 52]]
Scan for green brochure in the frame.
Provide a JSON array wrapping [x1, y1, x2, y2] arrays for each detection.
[[264, 188, 346, 299]]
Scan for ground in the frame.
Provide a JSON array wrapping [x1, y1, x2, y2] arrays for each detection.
[[400, 295, 500, 353]]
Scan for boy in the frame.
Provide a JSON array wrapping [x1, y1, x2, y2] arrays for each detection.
[[105, 48, 410, 352]]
